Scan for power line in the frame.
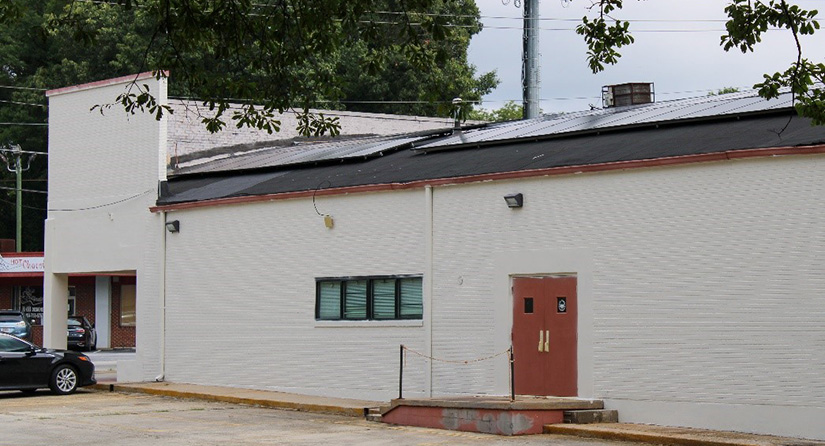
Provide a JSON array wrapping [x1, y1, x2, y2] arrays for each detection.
[[0, 99, 47, 108], [0, 185, 47, 194], [0, 197, 47, 211], [0, 147, 47, 155], [0, 85, 47, 92], [70, 0, 798, 33]]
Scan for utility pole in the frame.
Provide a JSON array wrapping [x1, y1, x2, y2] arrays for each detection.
[[2, 144, 36, 252], [522, 0, 540, 119]]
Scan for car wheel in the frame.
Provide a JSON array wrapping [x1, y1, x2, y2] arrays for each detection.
[[49, 364, 79, 395]]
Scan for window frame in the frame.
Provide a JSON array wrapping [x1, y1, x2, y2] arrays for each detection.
[[120, 284, 136, 327], [315, 275, 423, 321]]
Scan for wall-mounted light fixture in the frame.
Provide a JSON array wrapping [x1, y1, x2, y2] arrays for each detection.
[[504, 193, 524, 208], [165, 220, 180, 233]]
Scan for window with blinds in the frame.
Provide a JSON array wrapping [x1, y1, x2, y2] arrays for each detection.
[[315, 276, 423, 321]]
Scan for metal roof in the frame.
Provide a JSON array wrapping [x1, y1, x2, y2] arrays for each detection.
[[415, 91, 793, 151], [158, 108, 825, 206], [173, 133, 442, 176]]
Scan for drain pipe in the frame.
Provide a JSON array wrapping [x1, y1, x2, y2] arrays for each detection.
[[155, 212, 168, 382], [424, 185, 434, 396]]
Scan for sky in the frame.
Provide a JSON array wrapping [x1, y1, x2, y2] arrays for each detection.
[[467, 0, 825, 113]]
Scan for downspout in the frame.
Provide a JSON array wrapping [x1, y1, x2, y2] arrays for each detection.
[[155, 211, 167, 382], [424, 185, 434, 396]]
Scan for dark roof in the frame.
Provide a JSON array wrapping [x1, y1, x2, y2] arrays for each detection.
[[158, 93, 825, 205]]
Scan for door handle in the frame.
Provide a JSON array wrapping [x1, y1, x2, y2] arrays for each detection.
[[538, 330, 544, 352], [544, 330, 550, 352]]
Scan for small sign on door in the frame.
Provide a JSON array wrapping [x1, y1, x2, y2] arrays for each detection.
[[557, 297, 567, 313]]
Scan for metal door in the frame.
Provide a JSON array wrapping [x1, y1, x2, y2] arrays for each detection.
[[512, 276, 577, 396]]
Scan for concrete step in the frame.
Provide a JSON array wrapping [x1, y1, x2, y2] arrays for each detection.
[[366, 407, 383, 422], [564, 409, 619, 424]]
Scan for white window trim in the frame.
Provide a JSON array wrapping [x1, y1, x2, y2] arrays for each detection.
[[314, 319, 424, 328]]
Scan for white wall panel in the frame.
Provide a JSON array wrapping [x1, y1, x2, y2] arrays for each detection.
[[428, 155, 825, 439], [46, 75, 166, 378], [164, 190, 428, 400]]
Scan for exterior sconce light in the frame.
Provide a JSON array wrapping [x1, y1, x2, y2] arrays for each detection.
[[504, 193, 524, 208], [165, 220, 180, 233]]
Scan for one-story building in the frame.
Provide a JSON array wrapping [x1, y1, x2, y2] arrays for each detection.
[[42, 73, 825, 440]]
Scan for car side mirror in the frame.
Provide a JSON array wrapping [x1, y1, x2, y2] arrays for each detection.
[[25, 346, 37, 357]]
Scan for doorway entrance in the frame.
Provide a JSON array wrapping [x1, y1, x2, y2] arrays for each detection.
[[512, 276, 577, 396]]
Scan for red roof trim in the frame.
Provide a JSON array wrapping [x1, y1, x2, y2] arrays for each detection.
[[46, 71, 164, 97], [151, 144, 825, 213], [0, 272, 43, 278], [0, 252, 43, 257]]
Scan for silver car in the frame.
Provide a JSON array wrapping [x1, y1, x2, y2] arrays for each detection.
[[0, 310, 33, 342]]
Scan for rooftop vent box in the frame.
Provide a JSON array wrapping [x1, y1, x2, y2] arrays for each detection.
[[602, 83, 655, 108]]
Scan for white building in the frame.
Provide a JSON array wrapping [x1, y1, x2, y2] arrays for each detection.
[[44, 73, 825, 440]]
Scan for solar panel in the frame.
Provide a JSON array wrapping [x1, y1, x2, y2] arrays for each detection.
[[174, 133, 436, 175], [414, 91, 795, 151]]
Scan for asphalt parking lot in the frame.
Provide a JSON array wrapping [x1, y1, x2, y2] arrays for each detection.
[[0, 390, 632, 446]]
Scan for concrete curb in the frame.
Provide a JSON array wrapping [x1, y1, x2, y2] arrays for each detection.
[[543, 423, 825, 446], [91, 383, 371, 418]]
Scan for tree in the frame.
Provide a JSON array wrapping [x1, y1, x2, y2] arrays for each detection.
[[707, 87, 741, 96], [1, 0, 498, 136], [468, 101, 525, 122], [578, 0, 824, 125], [0, 0, 497, 249]]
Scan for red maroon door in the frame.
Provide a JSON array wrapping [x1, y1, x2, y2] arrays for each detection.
[[512, 276, 577, 396]]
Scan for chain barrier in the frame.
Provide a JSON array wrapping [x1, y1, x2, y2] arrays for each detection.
[[402, 345, 511, 365], [399, 344, 516, 401]]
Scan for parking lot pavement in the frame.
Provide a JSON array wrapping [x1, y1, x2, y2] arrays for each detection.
[[0, 390, 631, 446]]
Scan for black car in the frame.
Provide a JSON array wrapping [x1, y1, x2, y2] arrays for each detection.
[[67, 316, 97, 352], [0, 333, 96, 395], [0, 310, 33, 342]]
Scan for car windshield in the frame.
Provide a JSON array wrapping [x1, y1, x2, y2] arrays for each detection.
[[0, 335, 31, 352], [0, 315, 23, 323], [67, 318, 82, 327]]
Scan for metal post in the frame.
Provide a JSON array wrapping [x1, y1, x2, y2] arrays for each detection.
[[522, 0, 540, 119], [3, 144, 34, 252], [399, 344, 404, 399], [509, 346, 515, 402], [15, 148, 22, 252]]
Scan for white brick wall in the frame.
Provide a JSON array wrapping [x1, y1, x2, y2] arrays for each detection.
[[161, 151, 825, 438], [429, 155, 825, 439], [167, 100, 457, 160], [163, 190, 429, 400], [44, 73, 825, 439], [46, 74, 167, 379]]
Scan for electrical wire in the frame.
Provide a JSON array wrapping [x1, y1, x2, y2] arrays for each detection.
[[0, 148, 47, 155], [48, 189, 155, 212], [0, 186, 47, 194], [0, 100, 46, 107], [70, 0, 802, 32], [312, 180, 332, 216], [0, 85, 47, 92], [0, 197, 47, 211]]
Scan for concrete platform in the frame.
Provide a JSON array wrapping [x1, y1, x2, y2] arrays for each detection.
[[381, 396, 604, 436]]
